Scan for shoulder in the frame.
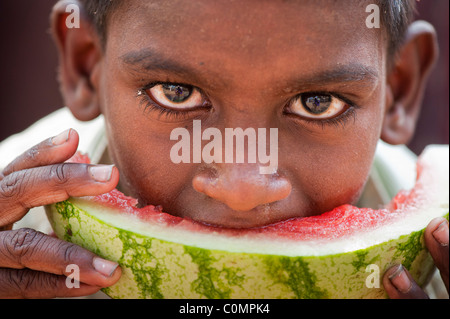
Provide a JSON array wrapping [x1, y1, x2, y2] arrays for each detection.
[[358, 141, 417, 208], [372, 140, 418, 200], [0, 108, 106, 169]]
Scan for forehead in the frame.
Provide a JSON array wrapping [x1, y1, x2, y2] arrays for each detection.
[[107, 0, 384, 88]]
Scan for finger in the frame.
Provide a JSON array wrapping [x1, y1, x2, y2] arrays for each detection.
[[1, 128, 79, 177], [0, 224, 13, 231], [0, 268, 102, 299], [383, 264, 429, 299], [424, 217, 449, 292], [0, 162, 119, 227], [0, 229, 121, 289]]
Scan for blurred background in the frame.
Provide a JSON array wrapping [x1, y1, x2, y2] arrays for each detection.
[[0, 0, 448, 155]]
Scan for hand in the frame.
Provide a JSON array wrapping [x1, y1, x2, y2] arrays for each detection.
[[0, 129, 122, 298], [383, 217, 449, 299]]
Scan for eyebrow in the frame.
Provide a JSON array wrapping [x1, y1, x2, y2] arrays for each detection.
[[286, 64, 380, 93], [121, 48, 213, 82], [121, 48, 379, 91]]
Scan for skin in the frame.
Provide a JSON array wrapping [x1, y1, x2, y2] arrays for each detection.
[[99, 0, 385, 228], [0, 0, 446, 298]]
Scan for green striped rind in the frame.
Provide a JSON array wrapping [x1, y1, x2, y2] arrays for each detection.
[[46, 201, 446, 299]]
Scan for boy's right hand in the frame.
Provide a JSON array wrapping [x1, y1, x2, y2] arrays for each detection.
[[0, 129, 121, 298]]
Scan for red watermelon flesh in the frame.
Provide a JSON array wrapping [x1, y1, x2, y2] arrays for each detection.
[[68, 148, 440, 242]]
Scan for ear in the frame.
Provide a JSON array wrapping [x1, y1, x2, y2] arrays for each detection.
[[381, 21, 439, 145], [51, 0, 103, 121]]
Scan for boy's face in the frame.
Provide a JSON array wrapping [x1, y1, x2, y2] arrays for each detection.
[[94, 0, 387, 228]]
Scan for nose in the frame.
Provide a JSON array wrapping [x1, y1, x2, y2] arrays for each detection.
[[192, 164, 292, 212]]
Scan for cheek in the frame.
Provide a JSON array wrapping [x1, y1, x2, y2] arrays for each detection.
[[314, 142, 375, 207], [287, 140, 376, 211], [285, 101, 384, 211], [107, 124, 195, 205], [100, 83, 192, 205]]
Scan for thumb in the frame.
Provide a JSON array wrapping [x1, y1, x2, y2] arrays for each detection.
[[383, 264, 429, 299], [424, 218, 449, 293]]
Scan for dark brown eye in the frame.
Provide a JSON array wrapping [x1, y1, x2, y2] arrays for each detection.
[[288, 93, 347, 119], [146, 84, 206, 109], [302, 94, 332, 114], [161, 84, 193, 103]]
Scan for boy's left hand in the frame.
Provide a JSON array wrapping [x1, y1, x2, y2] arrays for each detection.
[[383, 217, 449, 299]]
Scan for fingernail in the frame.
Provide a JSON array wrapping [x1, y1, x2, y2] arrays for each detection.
[[389, 264, 412, 294], [93, 257, 119, 277], [89, 165, 114, 182], [52, 129, 71, 145], [433, 220, 449, 247]]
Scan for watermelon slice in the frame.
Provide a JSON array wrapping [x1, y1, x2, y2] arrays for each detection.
[[45, 145, 449, 299]]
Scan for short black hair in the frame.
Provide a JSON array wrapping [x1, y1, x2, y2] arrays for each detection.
[[78, 0, 416, 58]]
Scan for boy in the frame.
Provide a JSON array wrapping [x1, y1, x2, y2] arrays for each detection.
[[0, 0, 447, 299]]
